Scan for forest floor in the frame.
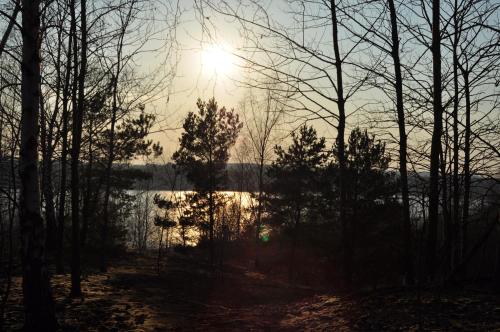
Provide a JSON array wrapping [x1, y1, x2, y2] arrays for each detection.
[[3, 251, 500, 331]]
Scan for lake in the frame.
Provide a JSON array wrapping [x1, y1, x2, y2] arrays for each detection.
[[125, 190, 255, 249]]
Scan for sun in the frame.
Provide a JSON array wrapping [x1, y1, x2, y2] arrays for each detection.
[[201, 44, 234, 76]]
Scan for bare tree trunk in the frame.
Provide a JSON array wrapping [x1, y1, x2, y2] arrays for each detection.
[[451, 0, 460, 270], [388, 0, 414, 285], [19, 0, 57, 328], [330, 0, 349, 287], [42, 19, 65, 259], [101, 17, 128, 271], [100, 70, 119, 272], [0, 0, 20, 58], [56, 27, 73, 275], [43, 138, 56, 255], [427, 0, 443, 281], [250, 91, 281, 268], [207, 146, 215, 266], [70, 0, 87, 297], [461, 69, 471, 272], [81, 115, 94, 248], [440, 142, 451, 273], [40, 100, 57, 253], [255, 157, 265, 266]]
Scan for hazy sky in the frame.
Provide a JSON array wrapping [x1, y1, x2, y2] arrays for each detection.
[[143, 0, 343, 163], [139, 0, 499, 167], [143, 1, 249, 162]]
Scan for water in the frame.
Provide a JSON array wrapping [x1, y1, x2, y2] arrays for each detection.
[[125, 190, 254, 249]]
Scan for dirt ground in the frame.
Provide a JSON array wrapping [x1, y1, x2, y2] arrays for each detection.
[[3, 252, 500, 331]]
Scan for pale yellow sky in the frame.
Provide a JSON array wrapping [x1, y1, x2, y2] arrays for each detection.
[[135, 0, 499, 173], [141, 3, 250, 162], [131, 1, 401, 165], [141, 3, 343, 164]]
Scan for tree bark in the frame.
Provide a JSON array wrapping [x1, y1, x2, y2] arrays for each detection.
[[461, 69, 471, 271], [451, 0, 460, 270], [56, 27, 73, 274], [40, 99, 57, 254], [208, 181, 215, 266], [0, 0, 20, 59], [388, 0, 414, 285], [41, 19, 65, 259], [19, 0, 57, 328], [101, 19, 127, 271], [101, 68, 119, 272], [69, 0, 87, 297], [254, 156, 265, 267], [440, 141, 451, 273], [427, 0, 443, 281], [81, 114, 94, 248], [330, 0, 349, 287]]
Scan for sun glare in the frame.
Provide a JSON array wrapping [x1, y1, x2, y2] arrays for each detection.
[[202, 44, 234, 76]]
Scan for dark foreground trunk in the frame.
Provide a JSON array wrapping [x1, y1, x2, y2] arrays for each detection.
[[19, 0, 57, 329], [427, 0, 443, 281], [330, 0, 349, 287], [388, 0, 414, 285]]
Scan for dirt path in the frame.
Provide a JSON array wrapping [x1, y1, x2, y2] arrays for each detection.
[[4, 252, 316, 331], [4, 253, 500, 331], [103, 253, 317, 331]]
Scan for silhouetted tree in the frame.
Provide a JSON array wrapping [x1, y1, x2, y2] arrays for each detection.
[[427, 0, 443, 281], [18, 0, 58, 327], [69, 0, 86, 298], [55, 0, 73, 274], [342, 128, 399, 285], [100, 3, 134, 272], [173, 98, 242, 265], [240, 89, 283, 266], [338, 0, 415, 284], [153, 194, 176, 274], [267, 125, 327, 280]]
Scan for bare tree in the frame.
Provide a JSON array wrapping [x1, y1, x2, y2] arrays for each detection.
[[18, 0, 57, 327], [0, 61, 21, 330], [426, 0, 443, 281], [68, 0, 86, 297], [453, 0, 500, 273], [0, 0, 20, 59], [240, 88, 283, 266], [100, 0, 142, 272], [56, 0, 73, 274]]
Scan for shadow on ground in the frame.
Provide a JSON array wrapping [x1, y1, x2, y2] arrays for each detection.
[[4, 251, 500, 331]]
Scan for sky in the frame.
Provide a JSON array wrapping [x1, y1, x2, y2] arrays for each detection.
[[142, 1, 249, 162], [135, 0, 499, 171], [141, 0, 341, 163]]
